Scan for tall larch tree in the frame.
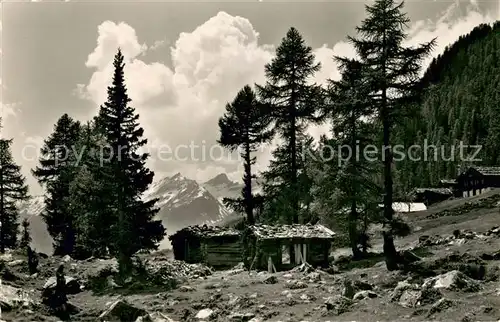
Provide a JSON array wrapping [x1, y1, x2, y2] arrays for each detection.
[[218, 85, 273, 225], [32, 114, 82, 256], [348, 0, 435, 270], [96, 49, 165, 277], [257, 27, 324, 225], [0, 129, 29, 252]]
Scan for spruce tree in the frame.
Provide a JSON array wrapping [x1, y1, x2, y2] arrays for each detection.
[[218, 85, 273, 225], [257, 27, 324, 225], [32, 114, 82, 255], [327, 58, 379, 259], [96, 49, 165, 277], [348, 0, 435, 270], [67, 121, 115, 258], [0, 136, 29, 252]]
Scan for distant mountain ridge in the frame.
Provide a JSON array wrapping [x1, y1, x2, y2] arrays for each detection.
[[18, 172, 252, 252]]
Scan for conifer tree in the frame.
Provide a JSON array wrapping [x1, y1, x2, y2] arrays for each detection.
[[218, 85, 273, 225], [0, 135, 29, 252], [257, 27, 324, 225], [95, 49, 165, 277], [67, 121, 114, 258], [327, 58, 379, 259], [348, 0, 435, 270], [19, 218, 31, 250], [32, 114, 82, 255]]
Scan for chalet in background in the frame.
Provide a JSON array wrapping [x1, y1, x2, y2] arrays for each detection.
[[456, 166, 500, 197], [168, 225, 242, 269], [413, 188, 453, 206], [438, 179, 459, 191], [243, 224, 335, 272]]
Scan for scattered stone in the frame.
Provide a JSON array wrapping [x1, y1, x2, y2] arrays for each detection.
[[423, 270, 481, 292], [353, 290, 378, 301], [389, 280, 419, 302], [398, 289, 422, 308], [6, 259, 24, 267], [136, 311, 178, 322], [353, 280, 373, 291], [195, 308, 214, 320], [285, 280, 308, 289], [292, 263, 315, 274], [205, 283, 221, 289], [263, 275, 278, 284], [178, 285, 195, 292], [0, 284, 35, 311], [324, 295, 352, 315], [306, 272, 321, 282], [43, 276, 81, 295], [99, 299, 148, 321], [228, 312, 256, 321], [341, 279, 355, 299], [427, 298, 454, 317]]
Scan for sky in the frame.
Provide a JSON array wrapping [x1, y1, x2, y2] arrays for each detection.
[[1, 0, 499, 196]]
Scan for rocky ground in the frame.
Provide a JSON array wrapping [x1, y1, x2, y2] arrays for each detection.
[[3, 191, 500, 321]]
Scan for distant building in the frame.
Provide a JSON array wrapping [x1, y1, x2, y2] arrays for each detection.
[[378, 202, 427, 213], [243, 224, 335, 272], [456, 166, 500, 197], [438, 179, 460, 197], [168, 225, 242, 269], [413, 188, 453, 206]]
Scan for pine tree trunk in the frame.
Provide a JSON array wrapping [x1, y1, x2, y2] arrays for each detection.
[[382, 93, 399, 271], [348, 206, 361, 260], [349, 105, 361, 259], [243, 142, 254, 225]]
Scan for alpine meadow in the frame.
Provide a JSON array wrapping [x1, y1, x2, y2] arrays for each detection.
[[1, 0, 500, 320]]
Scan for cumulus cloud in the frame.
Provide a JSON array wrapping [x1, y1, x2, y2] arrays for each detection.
[[78, 12, 274, 182], [77, 4, 500, 183]]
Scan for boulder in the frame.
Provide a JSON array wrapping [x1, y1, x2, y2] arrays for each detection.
[[195, 308, 214, 319], [423, 270, 481, 292]]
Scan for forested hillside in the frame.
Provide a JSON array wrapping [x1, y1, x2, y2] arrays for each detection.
[[394, 21, 500, 190]]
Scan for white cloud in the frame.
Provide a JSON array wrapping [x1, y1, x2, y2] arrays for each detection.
[[149, 39, 168, 51], [77, 4, 500, 183]]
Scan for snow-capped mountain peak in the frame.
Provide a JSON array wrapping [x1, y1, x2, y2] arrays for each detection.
[[204, 173, 236, 187], [18, 172, 249, 252]]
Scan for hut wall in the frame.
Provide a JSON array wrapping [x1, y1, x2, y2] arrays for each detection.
[[255, 240, 281, 271], [307, 240, 331, 267], [170, 237, 185, 261], [203, 237, 243, 268], [185, 238, 204, 263]]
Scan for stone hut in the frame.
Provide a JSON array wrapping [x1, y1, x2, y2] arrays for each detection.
[[168, 225, 242, 269], [243, 224, 335, 272]]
